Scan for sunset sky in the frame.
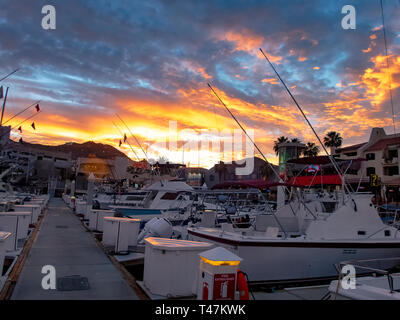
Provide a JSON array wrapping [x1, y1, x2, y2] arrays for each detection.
[[1, 0, 400, 168]]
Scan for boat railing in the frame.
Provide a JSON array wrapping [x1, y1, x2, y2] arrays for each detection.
[[337, 257, 400, 294]]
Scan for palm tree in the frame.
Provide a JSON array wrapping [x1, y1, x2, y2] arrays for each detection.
[[259, 161, 275, 181], [291, 138, 302, 143], [273, 136, 289, 155], [323, 131, 343, 154], [303, 142, 320, 157]]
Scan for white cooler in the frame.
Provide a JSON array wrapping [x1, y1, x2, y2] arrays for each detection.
[[0, 212, 30, 240], [103, 217, 141, 252], [14, 204, 41, 224], [27, 199, 45, 211], [88, 209, 115, 232], [143, 237, 213, 297], [76, 201, 87, 215], [0, 231, 11, 275]]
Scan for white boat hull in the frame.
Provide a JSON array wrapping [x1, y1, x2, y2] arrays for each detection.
[[188, 229, 400, 284]]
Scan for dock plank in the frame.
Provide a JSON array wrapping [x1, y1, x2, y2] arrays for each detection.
[[11, 198, 139, 300]]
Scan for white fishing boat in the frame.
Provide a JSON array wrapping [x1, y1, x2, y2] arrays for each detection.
[[93, 180, 194, 223], [187, 192, 400, 285]]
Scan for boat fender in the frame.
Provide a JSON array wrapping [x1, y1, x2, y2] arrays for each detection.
[[237, 269, 249, 300]]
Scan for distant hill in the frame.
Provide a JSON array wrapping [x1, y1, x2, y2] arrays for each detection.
[[12, 140, 129, 160]]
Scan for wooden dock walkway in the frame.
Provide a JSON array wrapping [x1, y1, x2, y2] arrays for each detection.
[[11, 198, 140, 300]]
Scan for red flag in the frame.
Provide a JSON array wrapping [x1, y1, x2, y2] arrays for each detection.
[[123, 133, 127, 143], [18, 126, 22, 133], [35, 104, 40, 112], [119, 139, 122, 147], [31, 122, 36, 130]]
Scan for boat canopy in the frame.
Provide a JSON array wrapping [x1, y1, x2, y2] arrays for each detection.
[[288, 174, 342, 186]]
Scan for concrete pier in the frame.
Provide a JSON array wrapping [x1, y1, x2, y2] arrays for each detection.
[[11, 198, 139, 300]]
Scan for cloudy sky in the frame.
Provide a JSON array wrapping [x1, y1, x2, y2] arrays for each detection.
[[1, 0, 399, 167]]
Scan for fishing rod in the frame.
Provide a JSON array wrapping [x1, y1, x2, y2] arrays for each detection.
[[259, 48, 353, 198], [2, 100, 41, 125], [112, 120, 140, 161], [115, 113, 149, 161], [0, 68, 19, 83]]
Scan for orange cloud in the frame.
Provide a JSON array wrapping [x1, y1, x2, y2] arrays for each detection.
[[214, 29, 282, 63], [262, 78, 278, 85]]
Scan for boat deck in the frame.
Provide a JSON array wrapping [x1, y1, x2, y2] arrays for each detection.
[[11, 198, 140, 300]]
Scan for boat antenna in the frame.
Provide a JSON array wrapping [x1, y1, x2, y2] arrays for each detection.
[[112, 120, 140, 161], [259, 48, 353, 197], [208, 83, 282, 182], [0, 68, 19, 83], [2, 100, 41, 125], [380, 0, 396, 134]]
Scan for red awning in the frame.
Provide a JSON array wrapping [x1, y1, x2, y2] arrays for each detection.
[[288, 174, 342, 186]]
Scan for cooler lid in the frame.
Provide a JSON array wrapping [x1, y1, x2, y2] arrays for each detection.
[[145, 237, 213, 251], [15, 204, 40, 208], [104, 217, 140, 223], [0, 211, 31, 216], [199, 247, 242, 264]]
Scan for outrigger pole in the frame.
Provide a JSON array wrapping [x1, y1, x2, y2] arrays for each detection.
[[259, 48, 353, 197], [112, 120, 140, 161], [207, 83, 283, 183], [115, 113, 149, 162], [208, 83, 292, 235]]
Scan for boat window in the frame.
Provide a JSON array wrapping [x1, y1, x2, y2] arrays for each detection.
[[357, 231, 366, 235], [385, 230, 391, 237], [125, 196, 144, 201], [160, 192, 179, 200]]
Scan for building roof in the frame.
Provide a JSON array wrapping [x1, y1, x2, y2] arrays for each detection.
[[336, 142, 367, 153], [287, 156, 333, 165], [287, 155, 365, 165], [364, 136, 400, 152]]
